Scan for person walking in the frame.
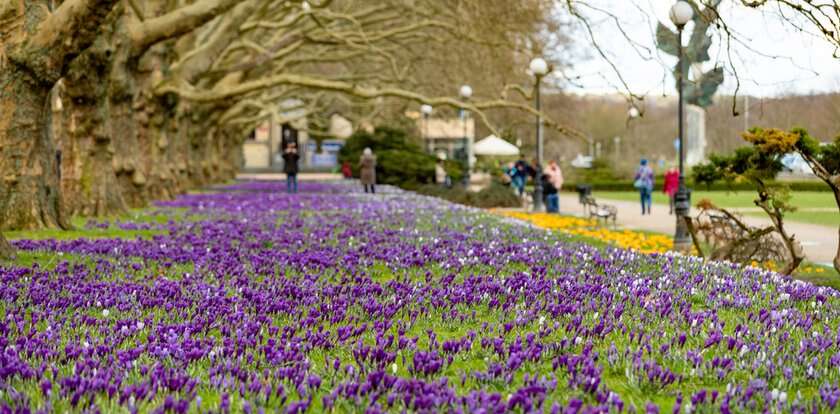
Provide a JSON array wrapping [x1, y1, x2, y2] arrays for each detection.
[[663, 167, 679, 214], [435, 158, 447, 186], [634, 159, 655, 215], [341, 161, 353, 179], [359, 147, 377, 193], [510, 157, 530, 197], [500, 162, 514, 186], [545, 160, 564, 211], [541, 172, 559, 213], [282, 143, 300, 194]]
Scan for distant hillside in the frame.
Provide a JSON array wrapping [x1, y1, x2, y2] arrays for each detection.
[[526, 92, 840, 173]]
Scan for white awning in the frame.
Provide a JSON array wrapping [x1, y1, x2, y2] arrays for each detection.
[[473, 135, 520, 156]]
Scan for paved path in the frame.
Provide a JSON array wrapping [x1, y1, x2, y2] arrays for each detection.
[[557, 193, 837, 266], [237, 172, 343, 181]]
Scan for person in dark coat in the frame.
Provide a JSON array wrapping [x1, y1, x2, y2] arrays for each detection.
[[634, 158, 655, 215], [542, 173, 559, 213], [359, 147, 377, 193], [282, 143, 300, 194]]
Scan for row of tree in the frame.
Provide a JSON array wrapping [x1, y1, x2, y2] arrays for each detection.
[[0, 0, 563, 257]]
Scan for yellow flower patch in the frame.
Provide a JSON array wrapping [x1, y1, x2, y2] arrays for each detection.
[[495, 212, 673, 254]]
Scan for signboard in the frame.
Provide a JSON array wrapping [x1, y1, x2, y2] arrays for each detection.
[[305, 140, 345, 168]]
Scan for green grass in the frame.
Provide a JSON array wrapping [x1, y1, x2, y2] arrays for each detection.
[[595, 191, 839, 226], [774, 211, 840, 227], [5, 208, 190, 240], [794, 262, 840, 289]]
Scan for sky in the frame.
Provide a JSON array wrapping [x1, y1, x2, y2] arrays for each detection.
[[556, 0, 840, 98]]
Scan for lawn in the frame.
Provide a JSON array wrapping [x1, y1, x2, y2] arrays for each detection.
[[3, 181, 840, 412], [594, 191, 839, 226]]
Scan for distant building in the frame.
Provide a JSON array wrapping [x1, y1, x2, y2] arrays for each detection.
[[305, 113, 354, 169], [416, 117, 475, 162], [328, 113, 354, 140], [240, 102, 353, 171]]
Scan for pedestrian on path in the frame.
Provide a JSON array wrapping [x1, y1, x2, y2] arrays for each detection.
[[500, 162, 513, 186], [282, 143, 300, 194], [663, 167, 679, 214], [435, 158, 447, 186], [510, 157, 530, 197], [341, 161, 353, 179], [360, 147, 377, 193], [546, 160, 563, 197], [541, 172, 559, 213], [634, 159, 654, 215]]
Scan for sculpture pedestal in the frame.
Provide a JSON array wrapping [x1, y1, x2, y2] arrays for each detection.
[[685, 104, 707, 167]]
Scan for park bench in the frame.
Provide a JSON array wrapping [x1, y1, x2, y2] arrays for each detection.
[[582, 196, 617, 228]]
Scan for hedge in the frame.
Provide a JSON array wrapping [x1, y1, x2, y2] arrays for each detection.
[[561, 180, 831, 193], [415, 182, 521, 208]]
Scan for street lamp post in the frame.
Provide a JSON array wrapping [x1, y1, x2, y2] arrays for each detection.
[[420, 104, 433, 141], [622, 107, 639, 163], [529, 57, 549, 212], [459, 85, 473, 187], [670, 1, 693, 252]]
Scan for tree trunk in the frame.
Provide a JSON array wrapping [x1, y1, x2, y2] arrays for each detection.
[[63, 49, 129, 218], [218, 126, 245, 181], [835, 227, 840, 275], [0, 0, 120, 230], [0, 67, 70, 230], [52, 82, 80, 216], [832, 185, 840, 274], [0, 230, 12, 260], [111, 97, 150, 208], [799, 153, 840, 275]]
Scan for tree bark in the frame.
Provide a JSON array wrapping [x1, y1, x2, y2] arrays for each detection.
[[126, 0, 242, 55], [103, 0, 245, 206], [836, 227, 840, 275], [168, 0, 261, 84], [826, 180, 840, 274], [798, 153, 840, 275], [752, 188, 804, 275], [63, 46, 129, 217], [832, 186, 840, 274], [0, 231, 12, 260], [0, 0, 119, 230], [0, 66, 69, 230]]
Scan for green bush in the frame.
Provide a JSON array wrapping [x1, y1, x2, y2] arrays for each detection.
[[376, 149, 435, 189], [338, 126, 443, 189], [471, 182, 522, 208], [443, 160, 464, 184], [564, 159, 622, 184], [416, 182, 521, 208], [561, 179, 830, 193]]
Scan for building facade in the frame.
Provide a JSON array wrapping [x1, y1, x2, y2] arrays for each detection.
[[240, 104, 353, 171], [417, 117, 475, 162]]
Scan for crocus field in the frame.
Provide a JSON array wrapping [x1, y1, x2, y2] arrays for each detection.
[[4, 182, 840, 413]]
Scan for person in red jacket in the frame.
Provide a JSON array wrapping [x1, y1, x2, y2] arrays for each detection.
[[341, 161, 353, 179], [663, 167, 680, 214]]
